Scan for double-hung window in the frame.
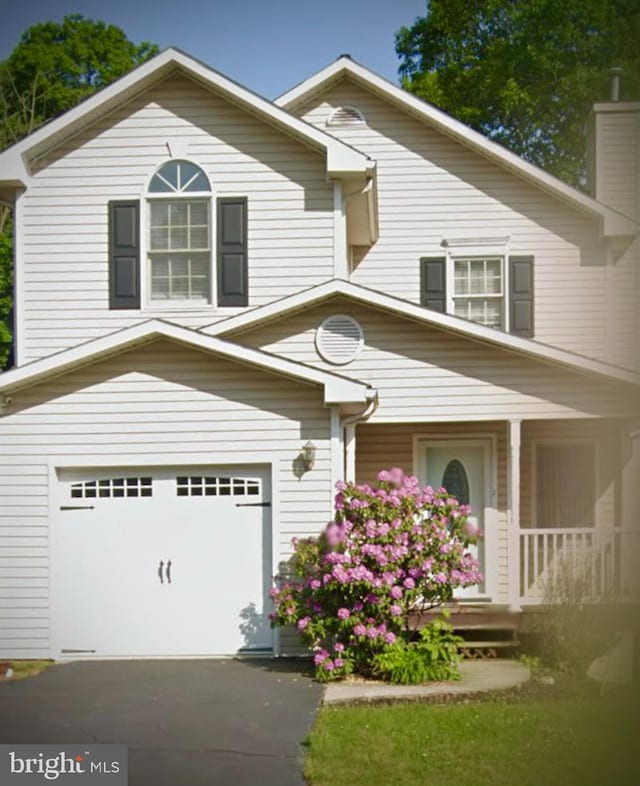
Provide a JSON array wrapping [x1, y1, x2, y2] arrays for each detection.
[[148, 161, 211, 303], [108, 160, 249, 310], [420, 248, 534, 337], [453, 257, 503, 328]]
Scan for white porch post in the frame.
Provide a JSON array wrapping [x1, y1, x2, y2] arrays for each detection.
[[330, 407, 343, 497], [507, 419, 522, 611], [621, 426, 640, 601], [344, 423, 356, 482]]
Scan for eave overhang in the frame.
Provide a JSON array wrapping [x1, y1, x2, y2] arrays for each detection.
[[202, 280, 640, 388], [0, 320, 374, 408], [277, 57, 637, 241]]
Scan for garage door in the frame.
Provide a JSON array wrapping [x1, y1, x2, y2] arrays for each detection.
[[51, 466, 272, 658]]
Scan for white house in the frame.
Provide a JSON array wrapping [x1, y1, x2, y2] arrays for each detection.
[[0, 49, 638, 659]]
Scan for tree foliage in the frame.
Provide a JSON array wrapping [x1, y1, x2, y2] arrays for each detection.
[[0, 15, 157, 369], [395, 0, 640, 186], [0, 14, 157, 148], [0, 217, 13, 367]]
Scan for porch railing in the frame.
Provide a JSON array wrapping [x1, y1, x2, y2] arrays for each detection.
[[519, 527, 639, 604]]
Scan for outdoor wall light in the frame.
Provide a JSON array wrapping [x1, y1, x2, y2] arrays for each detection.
[[301, 441, 317, 472]]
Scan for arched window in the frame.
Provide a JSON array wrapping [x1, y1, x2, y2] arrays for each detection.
[[147, 160, 211, 301], [441, 459, 470, 505]]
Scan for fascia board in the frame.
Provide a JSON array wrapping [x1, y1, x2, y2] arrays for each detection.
[[278, 58, 637, 239], [0, 149, 29, 187], [203, 280, 640, 387], [0, 48, 369, 180], [0, 319, 371, 405]]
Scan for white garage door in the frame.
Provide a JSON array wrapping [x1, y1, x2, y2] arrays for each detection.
[[51, 466, 272, 658]]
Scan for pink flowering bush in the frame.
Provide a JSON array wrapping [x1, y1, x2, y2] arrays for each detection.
[[270, 468, 482, 681]]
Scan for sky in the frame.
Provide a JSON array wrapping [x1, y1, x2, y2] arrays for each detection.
[[0, 0, 427, 99]]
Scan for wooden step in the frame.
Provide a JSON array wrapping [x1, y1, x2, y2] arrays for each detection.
[[458, 640, 518, 649]]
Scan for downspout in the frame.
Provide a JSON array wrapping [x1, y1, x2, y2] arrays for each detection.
[[342, 391, 378, 482]]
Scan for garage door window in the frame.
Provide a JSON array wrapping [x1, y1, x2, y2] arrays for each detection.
[[176, 476, 261, 497], [70, 477, 153, 498]]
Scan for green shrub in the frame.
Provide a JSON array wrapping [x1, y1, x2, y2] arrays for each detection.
[[372, 616, 463, 685]]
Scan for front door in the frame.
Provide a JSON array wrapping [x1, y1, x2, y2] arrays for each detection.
[[417, 440, 490, 598]]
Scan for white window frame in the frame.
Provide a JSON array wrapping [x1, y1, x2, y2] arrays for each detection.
[[142, 159, 216, 309], [442, 236, 511, 331], [449, 256, 505, 329], [530, 438, 599, 529]]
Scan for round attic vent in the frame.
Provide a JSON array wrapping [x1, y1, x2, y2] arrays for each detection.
[[327, 106, 366, 126], [316, 315, 364, 365]]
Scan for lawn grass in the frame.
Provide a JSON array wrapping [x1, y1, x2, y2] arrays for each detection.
[[304, 679, 640, 786], [1, 660, 54, 680]]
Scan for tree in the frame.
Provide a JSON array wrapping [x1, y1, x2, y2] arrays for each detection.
[[0, 217, 12, 367], [395, 0, 640, 187], [0, 15, 158, 368]]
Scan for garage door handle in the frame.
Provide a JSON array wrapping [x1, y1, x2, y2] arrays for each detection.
[[235, 501, 271, 507], [158, 560, 164, 584], [166, 560, 172, 584]]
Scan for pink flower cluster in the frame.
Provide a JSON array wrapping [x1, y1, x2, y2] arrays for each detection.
[[270, 468, 482, 681]]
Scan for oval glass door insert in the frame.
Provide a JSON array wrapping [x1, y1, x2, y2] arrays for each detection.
[[441, 459, 470, 505]]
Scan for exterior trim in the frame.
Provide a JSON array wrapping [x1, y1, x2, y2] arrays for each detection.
[[507, 420, 522, 611], [276, 57, 636, 239], [0, 49, 372, 182], [330, 407, 343, 496], [13, 188, 25, 367], [201, 279, 640, 387], [413, 434, 498, 602], [333, 182, 348, 279], [0, 319, 374, 406]]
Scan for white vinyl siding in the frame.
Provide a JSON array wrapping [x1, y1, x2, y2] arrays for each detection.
[[591, 107, 639, 221], [235, 300, 639, 421], [294, 81, 639, 370], [20, 74, 334, 362], [0, 465, 49, 658], [0, 340, 333, 657]]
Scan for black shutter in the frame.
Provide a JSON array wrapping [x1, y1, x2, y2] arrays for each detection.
[[509, 255, 534, 337], [217, 197, 248, 307], [420, 257, 446, 312], [108, 201, 140, 309]]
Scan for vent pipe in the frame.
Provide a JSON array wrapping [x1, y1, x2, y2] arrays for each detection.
[[609, 67, 623, 102]]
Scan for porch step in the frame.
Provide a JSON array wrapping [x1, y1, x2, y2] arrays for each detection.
[[457, 631, 519, 655], [414, 605, 521, 658]]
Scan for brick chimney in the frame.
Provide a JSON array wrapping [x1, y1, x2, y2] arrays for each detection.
[[586, 69, 640, 222]]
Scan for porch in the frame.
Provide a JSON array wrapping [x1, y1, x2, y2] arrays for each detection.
[[353, 418, 640, 609]]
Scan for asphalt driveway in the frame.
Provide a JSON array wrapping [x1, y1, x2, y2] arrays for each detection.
[[0, 659, 323, 786]]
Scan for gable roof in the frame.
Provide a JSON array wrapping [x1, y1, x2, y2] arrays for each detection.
[[201, 280, 640, 387], [277, 56, 636, 241], [0, 48, 374, 186], [0, 320, 374, 407]]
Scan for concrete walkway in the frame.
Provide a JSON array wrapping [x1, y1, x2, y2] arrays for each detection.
[[324, 659, 530, 704]]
